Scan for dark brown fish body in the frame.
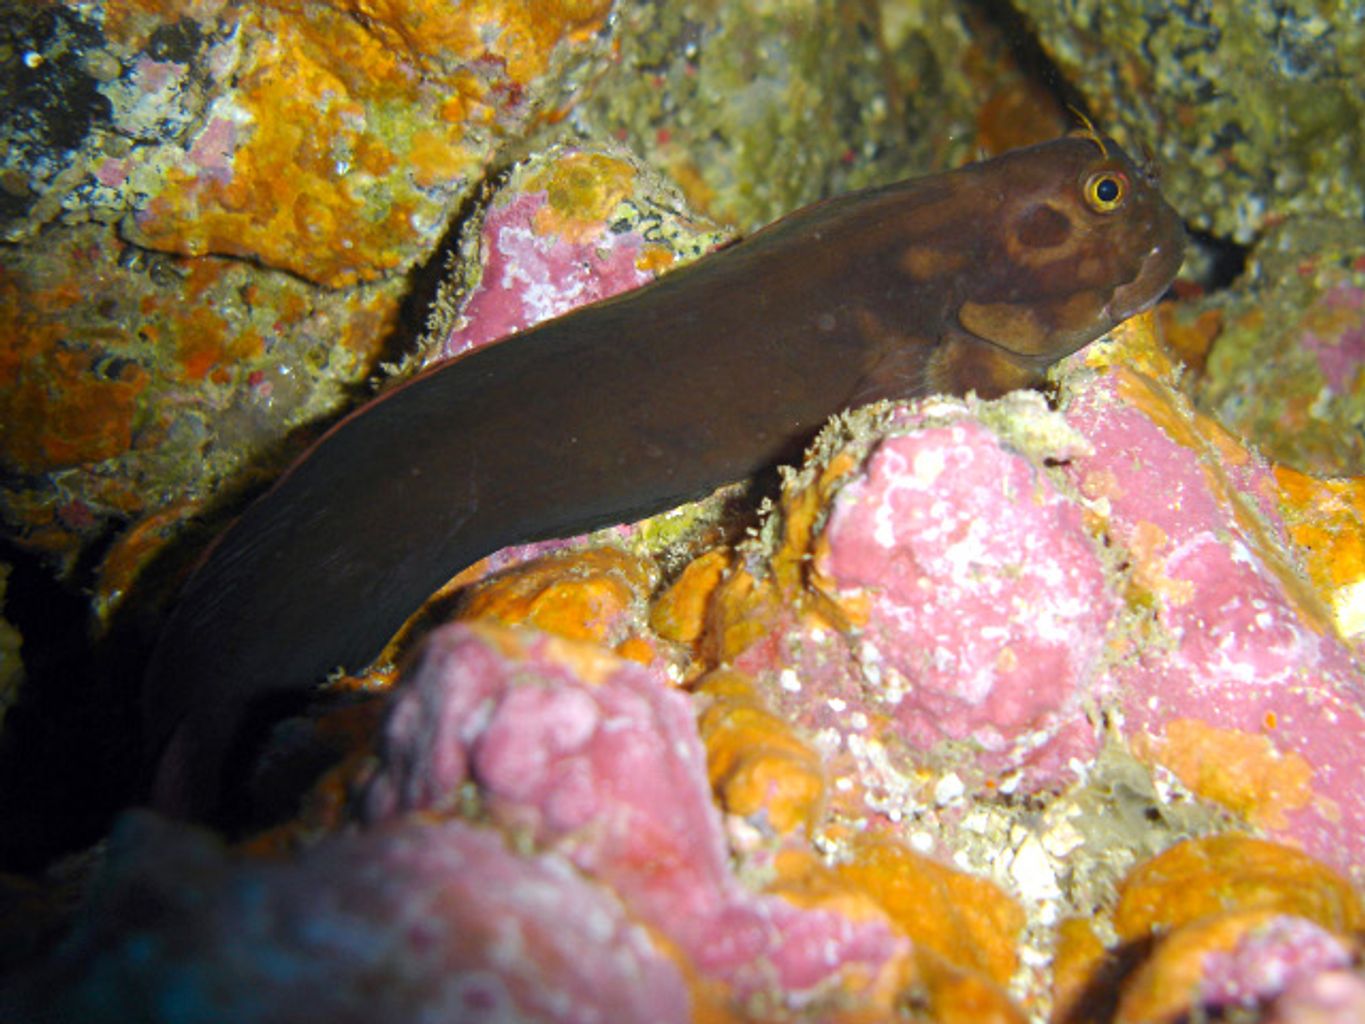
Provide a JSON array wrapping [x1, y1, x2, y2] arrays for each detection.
[[145, 133, 1184, 819]]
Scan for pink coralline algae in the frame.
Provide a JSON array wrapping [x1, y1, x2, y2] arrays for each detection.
[[2, 812, 690, 1024], [812, 414, 1116, 776], [431, 147, 728, 362], [360, 623, 910, 1007], [1198, 916, 1356, 1014], [1301, 283, 1365, 395], [1264, 970, 1365, 1024], [1060, 367, 1365, 880], [440, 190, 664, 359], [709, 343, 1365, 880]]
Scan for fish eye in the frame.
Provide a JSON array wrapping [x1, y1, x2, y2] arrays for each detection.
[[1084, 171, 1127, 213]]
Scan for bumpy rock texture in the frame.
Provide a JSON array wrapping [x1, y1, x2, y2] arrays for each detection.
[[1, 0, 618, 573], [2, 811, 695, 1024], [3, 1, 1364, 1022], [1013, 0, 1364, 243], [10, 318, 1364, 1023], [1013, 0, 1365, 477], [1189, 220, 1365, 478]]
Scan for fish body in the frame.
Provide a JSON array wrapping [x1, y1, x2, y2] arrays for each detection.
[[145, 133, 1185, 820]]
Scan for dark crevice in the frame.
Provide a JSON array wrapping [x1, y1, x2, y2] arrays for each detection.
[[0, 537, 140, 872], [1186, 227, 1249, 293], [962, 0, 1094, 117]]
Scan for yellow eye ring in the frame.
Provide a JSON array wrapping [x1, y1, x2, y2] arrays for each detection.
[[1084, 171, 1127, 212]]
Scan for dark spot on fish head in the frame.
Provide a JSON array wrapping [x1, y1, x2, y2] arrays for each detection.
[[1011, 203, 1071, 250]]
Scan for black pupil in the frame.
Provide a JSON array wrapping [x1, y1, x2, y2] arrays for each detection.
[[1095, 177, 1120, 203]]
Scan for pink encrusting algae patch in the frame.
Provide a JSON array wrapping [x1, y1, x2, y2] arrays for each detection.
[[1264, 970, 1365, 1023], [1302, 285, 1365, 395], [814, 419, 1117, 774], [698, 364, 1365, 881], [359, 623, 911, 1007], [1062, 370, 1365, 881], [1199, 915, 1356, 1012], [441, 191, 660, 358]]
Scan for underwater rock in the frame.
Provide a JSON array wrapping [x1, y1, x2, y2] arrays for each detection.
[[6, 5, 1365, 1017], [0, 811, 691, 1024], [811, 409, 1115, 778], [1103, 834, 1364, 1024], [696, 392, 1110, 810], [0, 0, 616, 571], [689, 315, 1365, 885], [576, 0, 919, 229], [3, 2, 614, 282], [0, 223, 403, 574], [9, 310, 1365, 1019], [1274, 469, 1365, 646], [1014, 0, 1365, 243], [1063, 342, 1365, 880], [1117, 911, 1359, 1024], [358, 622, 913, 1012], [453, 545, 661, 656], [1262, 970, 1365, 1024], [1191, 217, 1365, 478], [424, 144, 730, 365]]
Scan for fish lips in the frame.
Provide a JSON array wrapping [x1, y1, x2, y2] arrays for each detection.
[[1107, 212, 1187, 322]]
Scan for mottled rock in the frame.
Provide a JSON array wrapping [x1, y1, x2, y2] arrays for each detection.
[[1191, 218, 1365, 477], [358, 622, 913, 1012], [1107, 835, 1364, 1024], [423, 144, 730, 366], [1013, 0, 1365, 242], [0, 811, 691, 1024], [1062, 349, 1365, 879], [813, 410, 1115, 776], [0, 0, 615, 572]]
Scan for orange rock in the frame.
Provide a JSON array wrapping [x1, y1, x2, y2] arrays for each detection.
[[0, 212, 406, 569], [526, 151, 641, 243], [1060, 838, 1362, 1024], [699, 449, 863, 665], [0, 273, 147, 474], [320, 0, 615, 82], [2, 342, 148, 472], [1156, 302, 1223, 373], [772, 448, 861, 594], [836, 835, 1025, 988], [613, 634, 657, 666], [650, 548, 731, 645], [1082, 309, 1182, 383], [1274, 467, 1365, 642], [91, 499, 199, 624], [702, 565, 787, 665], [127, 1, 613, 287], [1114, 834, 1364, 941], [768, 847, 890, 919], [1113, 907, 1352, 1024], [456, 546, 657, 649], [768, 849, 1023, 1024], [694, 670, 825, 835], [913, 954, 1028, 1024], [1132, 719, 1314, 830], [1051, 916, 1109, 1022]]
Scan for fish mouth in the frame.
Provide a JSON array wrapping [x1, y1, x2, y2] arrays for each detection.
[[1107, 221, 1186, 322]]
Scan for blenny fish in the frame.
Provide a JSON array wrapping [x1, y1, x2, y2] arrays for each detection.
[[145, 130, 1184, 820]]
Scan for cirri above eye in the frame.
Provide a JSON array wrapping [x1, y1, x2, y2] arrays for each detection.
[[1084, 171, 1127, 212]]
